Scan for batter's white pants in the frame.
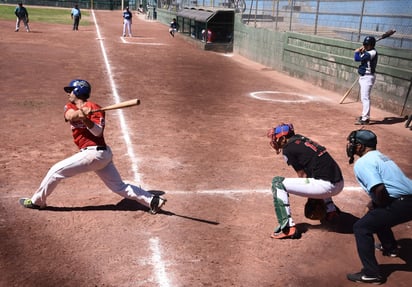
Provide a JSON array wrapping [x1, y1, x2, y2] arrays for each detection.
[[358, 74, 376, 121], [30, 146, 153, 208], [277, 178, 344, 227], [122, 19, 132, 37]]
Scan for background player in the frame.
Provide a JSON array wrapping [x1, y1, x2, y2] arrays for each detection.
[[122, 6, 133, 37], [354, 36, 378, 125], [169, 18, 178, 37], [19, 79, 166, 214], [267, 123, 344, 239], [14, 2, 30, 32]]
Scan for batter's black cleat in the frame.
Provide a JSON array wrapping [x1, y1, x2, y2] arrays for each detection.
[[375, 243, 399, 258], [149, 195, 167, 214], [347, 271, 386, 284]]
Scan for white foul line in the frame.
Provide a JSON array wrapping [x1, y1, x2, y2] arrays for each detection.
[[92, 11, 141, 184], [92, 10, 170, 287], [150, 238, 171, 287], [120, 36, 166, 45]]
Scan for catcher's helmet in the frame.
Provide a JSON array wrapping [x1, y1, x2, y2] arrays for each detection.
[[363, 36, 376, 47], [64, 79, 91, 100], [273, 123, 295, 139]]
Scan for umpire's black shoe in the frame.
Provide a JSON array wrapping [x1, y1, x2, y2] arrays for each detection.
[[347, 271, 385, 284], [375, 243, 399, 258], [149, 195, 167, 214]]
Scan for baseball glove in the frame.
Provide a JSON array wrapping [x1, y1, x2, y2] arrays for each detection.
[[304, 198, 327, 220]]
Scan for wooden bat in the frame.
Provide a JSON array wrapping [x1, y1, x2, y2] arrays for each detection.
[[339, 78, 358, 104], [91, 99, 140, 113], [339, 29, 396, 104], [376, 29, 396, 41]]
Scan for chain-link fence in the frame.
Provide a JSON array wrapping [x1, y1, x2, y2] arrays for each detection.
[[0, 0, 124, 10], [169, 0, 412, 49]]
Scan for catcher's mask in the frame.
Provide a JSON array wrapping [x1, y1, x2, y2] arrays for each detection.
[[268, 123, 295, 154], [346, 129, 377, 164]]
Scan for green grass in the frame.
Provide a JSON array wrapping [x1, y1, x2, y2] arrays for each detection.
[[0, 5, 90, 26]]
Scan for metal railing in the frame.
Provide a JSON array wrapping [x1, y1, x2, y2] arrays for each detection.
[[169, 0, 412, 49]]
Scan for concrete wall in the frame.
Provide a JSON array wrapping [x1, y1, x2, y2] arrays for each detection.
[[234, 14, 412, 116]]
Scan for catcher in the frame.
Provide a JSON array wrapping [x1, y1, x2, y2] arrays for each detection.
[[267, 123, 344, 239]]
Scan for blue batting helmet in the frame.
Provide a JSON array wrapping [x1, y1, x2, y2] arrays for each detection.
[[64, 79, 91, 100]]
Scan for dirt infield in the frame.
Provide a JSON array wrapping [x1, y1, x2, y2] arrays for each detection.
[[0, 10, 411, 287]]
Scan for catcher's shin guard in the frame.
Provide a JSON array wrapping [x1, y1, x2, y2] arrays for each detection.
[[271, 176, 290, 232]]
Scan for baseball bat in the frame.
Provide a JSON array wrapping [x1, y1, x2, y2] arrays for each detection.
[[339, 78, 358, 104], [339, 29, 396, 104], [91, 99, 140, 113]]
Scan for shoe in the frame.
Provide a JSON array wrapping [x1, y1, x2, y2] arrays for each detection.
[[149, 195, 166, 214], [19, 198, 42, 209], [270, 226, 300, 239], [375, 243, 399, 257], [15, 29, 19, 32], [347, 271, 385, 284], [355, 119, 370, 125], [122, 34, 126, 37]]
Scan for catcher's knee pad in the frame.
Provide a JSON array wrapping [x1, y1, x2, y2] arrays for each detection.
[[272, 176, 286, 192]]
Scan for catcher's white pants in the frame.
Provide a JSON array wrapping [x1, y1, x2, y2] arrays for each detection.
[[277, 178, 344, 227], [359, 74, 376, 121], [30, 146, 153, 207], [122, 19, 132, 36]]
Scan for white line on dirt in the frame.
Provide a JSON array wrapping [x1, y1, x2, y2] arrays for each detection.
[[92, 11, 170, 287], [165, 186, 363, 195], [250, 91, 316, 103], [120, 36, 166, 45], [150, 238, 171, 287], [0, 186, 363, 199], [92, 10, 141, 184]]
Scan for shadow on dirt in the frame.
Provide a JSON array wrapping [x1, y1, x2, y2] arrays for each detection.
[[43, 198, 149, 212], [43, 195, 220, 225], [370, 116, 408, 125], [380, 238, 412, 278], [297, 210, 360, 235]]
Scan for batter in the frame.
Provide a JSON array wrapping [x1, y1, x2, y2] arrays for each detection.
[[19, 79, 166, 214], [354, 36, 378, 125]]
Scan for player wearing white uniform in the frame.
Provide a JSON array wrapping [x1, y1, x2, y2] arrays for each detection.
[[122, 7, 133, 37], [19, 79, 166, 214], [354, 36, 378, 125], [267, 123, 344, 239]]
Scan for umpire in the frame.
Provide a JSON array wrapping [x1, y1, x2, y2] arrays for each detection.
[[346, 129, 412, 284]]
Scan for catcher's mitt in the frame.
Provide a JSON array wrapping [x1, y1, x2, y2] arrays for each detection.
[[304, 198, 327, 220]]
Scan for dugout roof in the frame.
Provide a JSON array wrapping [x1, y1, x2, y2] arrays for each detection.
[[176, 8, 215, 22]]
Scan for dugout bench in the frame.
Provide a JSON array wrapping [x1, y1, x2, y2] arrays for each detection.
[[176, 7, 234, 53]]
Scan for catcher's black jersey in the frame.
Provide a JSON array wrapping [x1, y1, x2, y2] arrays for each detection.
[[282, 134, 343, 183]]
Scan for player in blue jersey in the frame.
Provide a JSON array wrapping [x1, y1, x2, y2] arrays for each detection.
[[354, 36, 378, 125], [346, 129, 412, 284], [122, 6, 133, 37]]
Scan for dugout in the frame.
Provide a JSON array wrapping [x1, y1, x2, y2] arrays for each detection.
[[176, 8, 234, 53]]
